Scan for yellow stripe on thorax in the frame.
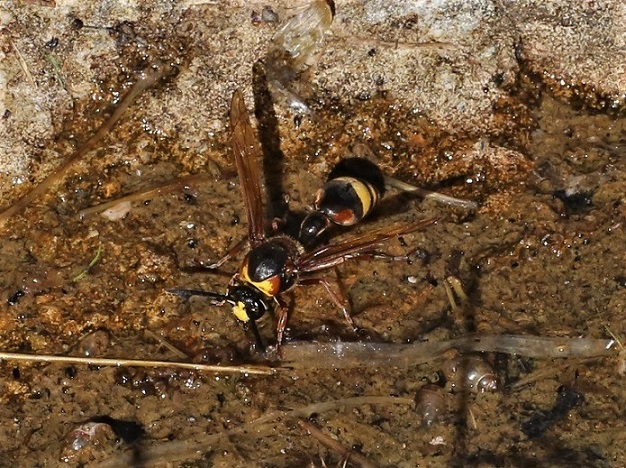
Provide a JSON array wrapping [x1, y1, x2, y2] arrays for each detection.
[[240, 258, 280, 297]]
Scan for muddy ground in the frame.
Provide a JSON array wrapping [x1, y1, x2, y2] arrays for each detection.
[[1, 1, 625, 467]]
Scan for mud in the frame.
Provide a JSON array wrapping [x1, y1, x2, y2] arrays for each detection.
[[1, 1, 626, 467]]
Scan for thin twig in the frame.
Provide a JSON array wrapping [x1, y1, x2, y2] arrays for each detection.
[[0, 61, 173, 226], [78, 174, 211, 219], [603, 324, 624, 350], [95, 396, 413, 467], [143, 329, 189, 359], [298, 418, 379, 468], [467, 407, 478, 431], [10, 39, 37, 87], [509, 357, 597, 390], [0, 351, 274, 375], [443, 279, 459, 311]]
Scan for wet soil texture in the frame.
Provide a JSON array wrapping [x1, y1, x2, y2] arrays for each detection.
[[1, 1, 625, 466]]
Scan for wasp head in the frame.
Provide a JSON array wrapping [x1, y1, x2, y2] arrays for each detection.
[[226, 284, 270, 322]]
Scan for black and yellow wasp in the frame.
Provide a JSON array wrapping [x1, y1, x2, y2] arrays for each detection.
[[168, 90, 437, 354]]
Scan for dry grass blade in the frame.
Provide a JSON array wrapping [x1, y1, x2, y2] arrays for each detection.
[[78, 174, 212, 219], [297, 418, 379, 468], [10, 39, 37, 87], [71, 244, 104, 282], [0, 351, 275, 375], [95, 396, 413, 467], [0, 60, 173, 226], [348, 36, 456, 53]]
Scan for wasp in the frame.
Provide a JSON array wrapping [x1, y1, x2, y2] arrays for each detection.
[[168, 90, 437, 354]]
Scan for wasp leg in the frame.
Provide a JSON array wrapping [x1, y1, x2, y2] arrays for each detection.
[[384, 174, 478, 210], [203, 236, 249, 270], [275, 295, 289, 357], [245, 319, 266, 355], [299, 277, 359, 333]]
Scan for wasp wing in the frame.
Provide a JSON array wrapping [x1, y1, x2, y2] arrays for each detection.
[[297, 218, 439, 274], [230, 89, 266, 244]]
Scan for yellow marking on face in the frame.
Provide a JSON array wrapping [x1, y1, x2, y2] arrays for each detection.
[[232, 301, 250, 322]]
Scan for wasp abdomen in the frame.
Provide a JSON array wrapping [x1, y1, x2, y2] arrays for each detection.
[[299, 158, 385, 248], [316, 176, 380, 226], [320, 157, 386, 226]]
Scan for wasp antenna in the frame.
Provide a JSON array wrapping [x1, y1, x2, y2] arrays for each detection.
[[166, 289, 228, 304]]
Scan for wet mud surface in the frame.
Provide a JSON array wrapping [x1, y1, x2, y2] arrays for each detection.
[[1, 2, 626, 467]]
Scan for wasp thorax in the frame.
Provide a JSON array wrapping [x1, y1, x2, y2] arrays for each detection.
[[228, 285, 269, 322], [241, 236, 301, 297]]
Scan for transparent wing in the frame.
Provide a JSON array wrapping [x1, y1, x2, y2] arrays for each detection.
[[298, 218, 439, 274]]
